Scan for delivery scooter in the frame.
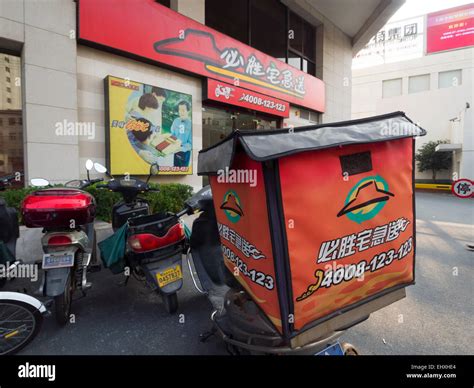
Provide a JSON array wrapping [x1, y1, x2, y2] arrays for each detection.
[[96, 164, 186, 313], [21, 160, 105, 325], [182, 111, 423, 355], [172, 186, 358, 355]]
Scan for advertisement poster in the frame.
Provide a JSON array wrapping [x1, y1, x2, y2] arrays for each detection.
[[79, 0, 325, 112], [279, 138, 415, 330], [426, 4, 474, 54], [105, 76, 193, 175]]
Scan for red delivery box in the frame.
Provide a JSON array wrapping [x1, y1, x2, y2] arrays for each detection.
[[198, 112, 426, 340]]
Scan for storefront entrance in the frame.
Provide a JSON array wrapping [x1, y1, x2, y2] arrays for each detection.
[[202, 104, 280, 185], [202, 104, 280, 150]]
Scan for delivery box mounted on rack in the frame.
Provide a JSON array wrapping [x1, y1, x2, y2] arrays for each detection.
[[198, 111, 426, 340]]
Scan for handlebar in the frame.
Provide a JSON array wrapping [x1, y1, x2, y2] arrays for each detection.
[[95, 181, 159, 193], [79, 178, 103, 190]]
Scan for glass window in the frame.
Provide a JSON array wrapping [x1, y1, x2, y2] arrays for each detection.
[[288, 11, 316, 74], [438, 69, 462, 88], [289, 11, 316, 59], [0, 53, 23, 179], [205, 0, 249, 45], [288, 52, 301, 71], [303, 20, 315, 59], [289, 11, 304, 54], [408, 74, 430, 94], [205, 0, 316, 75], [156, 0, 170, 7], [250, 0, 287, 60], [302, 58, 315, 75], [202, 104, 279, 149], [382, 78, 402, 98], [201, 104, 279, 185]]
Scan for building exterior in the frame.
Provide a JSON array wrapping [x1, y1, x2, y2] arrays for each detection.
[[0, 0, 403, 190], [352, 4, 474, 182]]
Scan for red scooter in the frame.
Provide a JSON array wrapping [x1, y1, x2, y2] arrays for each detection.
[[21, 161, 106, 325]]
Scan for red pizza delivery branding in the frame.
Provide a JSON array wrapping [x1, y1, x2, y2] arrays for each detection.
[[279, 138, 415, 330], [210, 153, 282, 332]]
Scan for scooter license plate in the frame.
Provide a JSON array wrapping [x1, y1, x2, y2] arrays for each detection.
[[315, 342, 344, 356], [42, 253, 75, 269], [155, 265, 182, 288]]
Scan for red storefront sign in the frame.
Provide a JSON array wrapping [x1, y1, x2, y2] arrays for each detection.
[[206, 79, 290, 118], [78, 0, 325, 112], [427, 4, 474, 54]]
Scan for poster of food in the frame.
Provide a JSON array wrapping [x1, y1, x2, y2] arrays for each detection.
[[105, 75, 193, 175]]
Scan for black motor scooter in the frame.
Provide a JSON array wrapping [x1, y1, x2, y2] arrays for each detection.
[[0, 174, 22, 289], [171, 186, 363, 355], [97, 164, 185, 313]]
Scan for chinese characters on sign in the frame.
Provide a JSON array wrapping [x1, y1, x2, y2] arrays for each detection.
[[427, 4, 474, 54], [353, 17, 424, 68], [318, 217, 410, 263], [218, 222, 266, 260], [78, 0, 325, 112], [451, 179, 474, 198]]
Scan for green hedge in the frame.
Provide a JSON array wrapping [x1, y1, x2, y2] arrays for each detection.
[[0, 183, 193, 224]]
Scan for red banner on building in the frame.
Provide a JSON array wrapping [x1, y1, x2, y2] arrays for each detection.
[[427, 4, 474, 54], [205, 79, 290, 118], [78, 0, 325, 112]]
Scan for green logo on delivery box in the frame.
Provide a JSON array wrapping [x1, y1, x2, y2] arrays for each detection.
[[337, 175, 394, 224], [220, 190, 244, 223]]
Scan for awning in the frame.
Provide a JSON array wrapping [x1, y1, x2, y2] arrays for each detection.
[[436, 143, 462, 152], [198, 111, 427, 175]]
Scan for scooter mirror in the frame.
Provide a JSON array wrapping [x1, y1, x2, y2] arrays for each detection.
[[85, 159, 94, 171], [30, 178, 50, 187], [94, 163, 107, 174], [185, 185, 212, 212], [65, 179, 82, 188], [150, 163, 159, 176]]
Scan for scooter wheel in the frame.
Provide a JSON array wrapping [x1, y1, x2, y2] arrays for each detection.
[[342, 342, 359, 355], [161, 293, 178, 314], [54, 274, 73, 325]]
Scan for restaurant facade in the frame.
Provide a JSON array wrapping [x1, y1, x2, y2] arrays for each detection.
[[0, 0, 403, 190]]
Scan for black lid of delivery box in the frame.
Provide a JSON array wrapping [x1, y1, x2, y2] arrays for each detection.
[[198, 111, 426, 175]]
